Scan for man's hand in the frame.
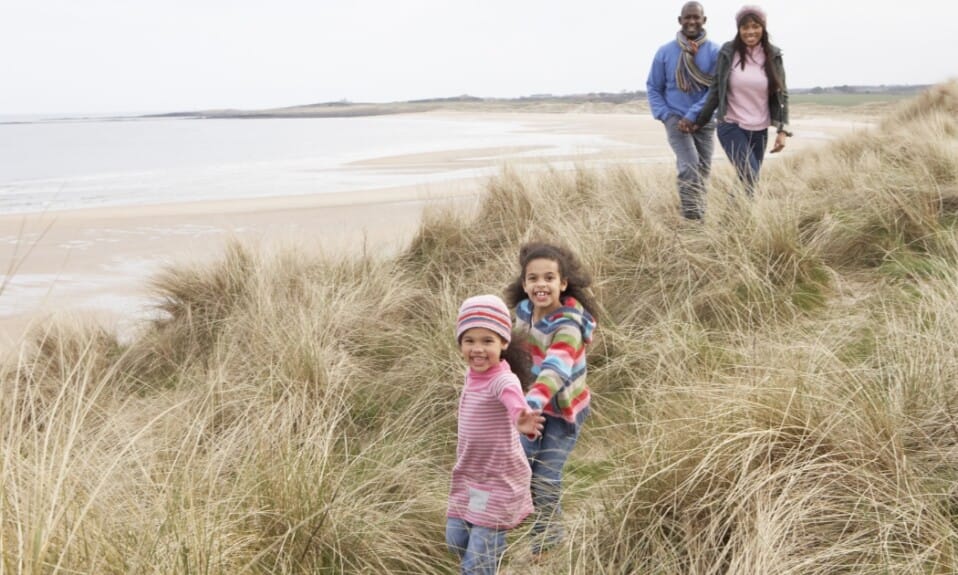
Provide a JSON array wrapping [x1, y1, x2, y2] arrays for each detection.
[[678, 118, 697, 133]]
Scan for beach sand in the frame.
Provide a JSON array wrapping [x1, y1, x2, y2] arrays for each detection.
[[0, 110, 872, 350]]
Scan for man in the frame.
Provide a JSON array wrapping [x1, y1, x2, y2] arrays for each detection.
[[647, 2, 720, 220]]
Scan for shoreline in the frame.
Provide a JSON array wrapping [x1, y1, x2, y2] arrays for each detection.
[[0, 110, 876, 351]]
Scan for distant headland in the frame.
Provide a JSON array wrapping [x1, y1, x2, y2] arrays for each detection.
[[145, 84, 932, 120]]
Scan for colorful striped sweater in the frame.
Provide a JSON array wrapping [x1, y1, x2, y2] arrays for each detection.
[[447, 360, 534, 529], [515, 296, 596, 423]]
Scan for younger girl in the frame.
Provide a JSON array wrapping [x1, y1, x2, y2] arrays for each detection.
[[505, 241, 598, 558], [446, 294, 544, 574]]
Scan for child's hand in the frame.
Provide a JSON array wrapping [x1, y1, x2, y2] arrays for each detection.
[[517, 408, 545, 438]]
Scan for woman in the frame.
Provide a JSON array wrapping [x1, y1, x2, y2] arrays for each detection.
[[695, 5, 791, 196]]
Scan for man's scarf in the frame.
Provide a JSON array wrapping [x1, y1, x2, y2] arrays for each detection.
[[675, 31, 713, 92]]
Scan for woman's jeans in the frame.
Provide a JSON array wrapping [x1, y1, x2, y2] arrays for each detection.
[[717, 122, 768, 197], [520, 406, 589, 555], [445, 517, 507, 575]]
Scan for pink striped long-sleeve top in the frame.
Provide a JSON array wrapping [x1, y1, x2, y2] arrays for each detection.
[[447, 360, 533, 529]]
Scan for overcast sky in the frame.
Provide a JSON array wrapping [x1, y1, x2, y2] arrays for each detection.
[[3, 0, 957, 115]]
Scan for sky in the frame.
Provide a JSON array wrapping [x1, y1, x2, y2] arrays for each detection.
[[2, 0, 957, 115]]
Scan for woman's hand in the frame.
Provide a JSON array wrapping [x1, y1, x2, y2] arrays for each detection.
[[770, 131, 787, 153]]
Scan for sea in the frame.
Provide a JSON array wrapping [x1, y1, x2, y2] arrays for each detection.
[[0, 113, 629, 215]]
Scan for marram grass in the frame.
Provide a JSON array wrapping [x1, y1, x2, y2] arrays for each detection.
[[3, 82, 958, 574]]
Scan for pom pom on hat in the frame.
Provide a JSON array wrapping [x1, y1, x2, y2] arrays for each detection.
[[456, 295, 512, 343], [736, 5, 767, 26]]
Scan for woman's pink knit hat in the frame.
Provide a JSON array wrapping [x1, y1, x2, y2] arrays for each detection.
[[456, 294, 512, 343], [736, 5, 767, 27]]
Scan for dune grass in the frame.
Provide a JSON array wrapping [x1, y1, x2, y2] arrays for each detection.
[[3, 82, 958, 574]]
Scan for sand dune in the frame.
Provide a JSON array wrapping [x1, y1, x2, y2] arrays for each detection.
[[0, 110, 873, 349]]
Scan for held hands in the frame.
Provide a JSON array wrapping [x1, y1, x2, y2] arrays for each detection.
[[678, 117, 699, 133], [517, 408, 545, 438], [770, 131, 787, 153]]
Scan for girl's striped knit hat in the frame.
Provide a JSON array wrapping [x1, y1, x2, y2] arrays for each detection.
[[456, 294, 512, 343]]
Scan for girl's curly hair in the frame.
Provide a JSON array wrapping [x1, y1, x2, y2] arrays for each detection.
[[504, 241, 598, 319], [501, 336, 535, 391]]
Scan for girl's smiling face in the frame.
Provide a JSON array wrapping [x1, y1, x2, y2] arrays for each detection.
[[459, 327, 507, 372], [522, 257, 567, 319]]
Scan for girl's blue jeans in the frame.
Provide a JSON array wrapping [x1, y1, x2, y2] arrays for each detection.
[[717, 122, 769, 197], [445, 517, 507, 575], [520, 406, 589, 555]]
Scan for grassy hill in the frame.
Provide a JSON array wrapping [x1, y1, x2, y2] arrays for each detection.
[[3, 82, 958, 574]]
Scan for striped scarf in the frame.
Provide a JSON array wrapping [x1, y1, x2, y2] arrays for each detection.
[[675, 31, 713, 92]]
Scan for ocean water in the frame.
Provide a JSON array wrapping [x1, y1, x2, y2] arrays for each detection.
[[0, 114, 625, 214]]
